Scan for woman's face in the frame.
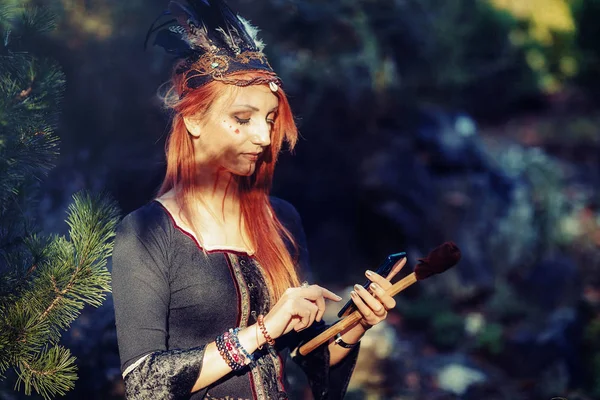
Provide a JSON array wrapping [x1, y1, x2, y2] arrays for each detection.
[[184, 84, 279, 177]]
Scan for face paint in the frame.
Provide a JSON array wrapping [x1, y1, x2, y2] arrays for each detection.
[[192, 85, 277, 178]]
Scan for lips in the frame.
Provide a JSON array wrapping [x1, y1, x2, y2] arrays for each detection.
[[243, 152, 262, 160]]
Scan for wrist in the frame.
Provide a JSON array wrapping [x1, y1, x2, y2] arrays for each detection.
[[255, 322, 268, 348], [334, 332, 360, 348], [257, 314, 276, 346], [359, 319, 372, 331], [238, 324, 265, 353]]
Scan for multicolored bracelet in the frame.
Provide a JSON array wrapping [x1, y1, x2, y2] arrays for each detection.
[[216, 331, 244, 371], [229, 328, 255, 364], [216, 328, 255, 370]]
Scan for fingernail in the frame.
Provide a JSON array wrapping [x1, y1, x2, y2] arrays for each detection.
[[365, 270, 373, 277], [371, 282, 379, 290], [354, 284, 362, 291], [351, 291, 357, 297], [335, 294, 342, 300]]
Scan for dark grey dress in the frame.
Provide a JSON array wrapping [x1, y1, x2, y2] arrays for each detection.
[[111, 197, 359, 400]]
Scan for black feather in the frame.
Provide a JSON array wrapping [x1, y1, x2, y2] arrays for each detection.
[[146, 0, 261, 57], [213, 0, 256, 50]]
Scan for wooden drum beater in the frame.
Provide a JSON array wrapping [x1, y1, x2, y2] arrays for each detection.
[[298, 241, 462, 356]]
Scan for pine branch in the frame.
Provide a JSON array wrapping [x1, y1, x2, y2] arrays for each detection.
[[0, 3, 14, 29], [0, 4, 120, 399], [15, 345, 77, 400], [0, 4, 56, 53], [0, 57, 65, 132], [18, 193, 119, 341], [0, 193, 119, 396], [0, 130, 60, 206]]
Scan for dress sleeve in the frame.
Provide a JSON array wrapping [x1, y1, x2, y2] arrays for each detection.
[[111, 211, 207, 399], [271, 197, 360, 400]]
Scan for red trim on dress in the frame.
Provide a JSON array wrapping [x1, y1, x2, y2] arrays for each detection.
[[153, 200, 253, 257]]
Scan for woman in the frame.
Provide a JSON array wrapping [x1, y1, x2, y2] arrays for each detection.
[[111, 1, 401, 399]]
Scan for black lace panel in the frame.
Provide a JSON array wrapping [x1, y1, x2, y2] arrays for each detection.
[[124, 346, 206, 400]]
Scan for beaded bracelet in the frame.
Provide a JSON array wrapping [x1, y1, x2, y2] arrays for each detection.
[[229, 328, 255, 365], [223, 331, 245, 365], [257, 314, 276, 346], [216, 332, 244, 371]]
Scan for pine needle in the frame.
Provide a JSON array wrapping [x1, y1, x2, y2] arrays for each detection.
[[15, 345, 77, 400]]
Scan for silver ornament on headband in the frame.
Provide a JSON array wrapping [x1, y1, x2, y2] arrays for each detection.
[[269, 81, 279, 92]]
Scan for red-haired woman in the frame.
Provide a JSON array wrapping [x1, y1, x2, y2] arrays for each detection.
[[111, 1, 399, 399]]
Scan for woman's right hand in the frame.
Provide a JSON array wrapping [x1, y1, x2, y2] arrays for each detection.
[[263, 285, 342, 339]]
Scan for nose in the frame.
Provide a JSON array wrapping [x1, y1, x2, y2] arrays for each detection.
[[250, 120, 271, 147]]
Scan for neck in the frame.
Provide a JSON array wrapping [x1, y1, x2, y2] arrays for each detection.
[[190, 169, 241, 223]]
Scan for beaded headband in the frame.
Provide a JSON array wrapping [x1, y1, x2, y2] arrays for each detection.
[[145, 0, 281, 93]]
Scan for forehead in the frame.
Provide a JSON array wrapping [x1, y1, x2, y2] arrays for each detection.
[[217, 84, 279, 110]]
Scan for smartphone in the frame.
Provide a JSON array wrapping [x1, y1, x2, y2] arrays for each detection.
[[337, 252, 406, 318]]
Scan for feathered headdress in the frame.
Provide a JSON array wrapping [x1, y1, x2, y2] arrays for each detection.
[[145, 0, 281, 92]]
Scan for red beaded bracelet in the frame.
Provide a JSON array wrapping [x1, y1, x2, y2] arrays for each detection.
[[257, 314, 276, 346]]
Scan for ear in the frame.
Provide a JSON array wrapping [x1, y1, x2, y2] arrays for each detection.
[[183, 115, 202, 138]]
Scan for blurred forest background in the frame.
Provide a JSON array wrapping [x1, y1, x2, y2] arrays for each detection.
[[2, 0, 600, 399]]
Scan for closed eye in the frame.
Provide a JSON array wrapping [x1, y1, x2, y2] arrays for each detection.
[[235, 116, 251, 125]]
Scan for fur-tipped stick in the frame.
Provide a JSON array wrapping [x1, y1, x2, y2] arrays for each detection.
[[339, 257, 407, 317], [298, 242, 461, 356]]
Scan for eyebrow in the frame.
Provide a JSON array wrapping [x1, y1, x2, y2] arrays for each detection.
[[231, 104, 278, 113]]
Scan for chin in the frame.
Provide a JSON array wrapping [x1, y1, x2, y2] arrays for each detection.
[[232, 167, 256, 177]]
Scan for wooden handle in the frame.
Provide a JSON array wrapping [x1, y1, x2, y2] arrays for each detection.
[[298, 272, 418, 356]]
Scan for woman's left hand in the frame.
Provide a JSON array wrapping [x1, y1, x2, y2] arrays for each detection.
[[351, 259, 405, 329]]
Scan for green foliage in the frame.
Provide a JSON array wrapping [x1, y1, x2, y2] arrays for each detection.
[[266, 0, 536, 116], [429, 311, 465, 350], [397, 297, 465, 350], [474, 323, 504, 355], [571, 0, 600, 99], [0, 2, 120, 399], [15, 345, 76, 399], [0, 193, 119, 398], [396, 296, 446, 326], [0, 2, 63, 212], [486, 281, 535, 321]]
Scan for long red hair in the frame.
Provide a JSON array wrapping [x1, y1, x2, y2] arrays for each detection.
[[157, 69, 301, 301]]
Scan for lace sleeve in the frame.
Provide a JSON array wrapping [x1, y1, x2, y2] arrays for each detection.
[[288, 324, 360, 400], [123, 347, 207, 400]]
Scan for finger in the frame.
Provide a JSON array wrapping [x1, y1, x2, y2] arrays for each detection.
[[314, 295, 325, 323], [293, 309, 311, 331], [294, 301, 318, 331], [386, 257, 407, 281], [353, 284, 386, 318], [365, 257, 406, 289], [301, 285, 342, 302], [365, 269, 392, 290], [321, 287, 343, 302], [350, 290, 376, 324], [303, 295, 324, 324], [369, 282, 396, 310]]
